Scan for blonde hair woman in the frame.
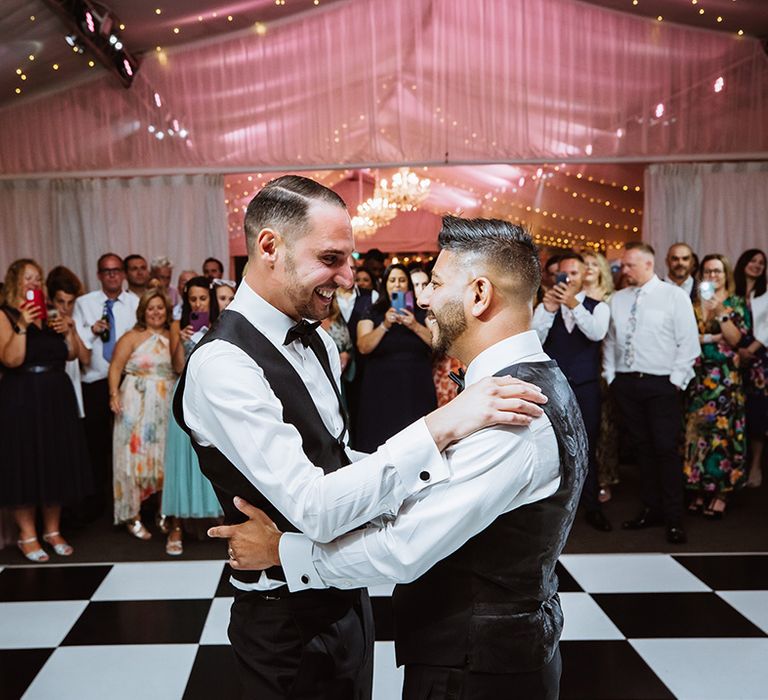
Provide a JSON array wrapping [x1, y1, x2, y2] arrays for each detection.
[[582, 251, 615, 302]]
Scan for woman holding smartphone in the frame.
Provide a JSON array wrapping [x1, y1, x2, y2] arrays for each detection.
[[109, 288, 176, 540], [355, 263, 436, 451], [161, 277, 223, 555], [0, 258, 91, 561]]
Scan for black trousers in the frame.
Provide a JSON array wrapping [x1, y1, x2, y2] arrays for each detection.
[[228, 587, 373, 700], [402, 647, 562, 700], [611, 373, 684, 525], [80, 378, 114, 517], [572, 381, 601, 512]]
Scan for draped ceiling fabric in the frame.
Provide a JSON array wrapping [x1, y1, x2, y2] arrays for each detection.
[[0, 175, 227, 290], [0, 0, 766, 177], [644, 162, 768, 267]]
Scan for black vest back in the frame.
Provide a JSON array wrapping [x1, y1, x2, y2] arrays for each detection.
[[173, 310, 350, 585], [392, 360, 587, 673], [543, 296, 601, 386]]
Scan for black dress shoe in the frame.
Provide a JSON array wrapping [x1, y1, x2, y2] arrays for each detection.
[[585, 510, 613, 532], [666, 525, 687, 544], [622, 507, 664, 530]]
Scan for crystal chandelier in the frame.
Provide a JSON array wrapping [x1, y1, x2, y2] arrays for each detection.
[[377, 167, 431, 212], [356, 194, 398, 228], [351, 214, 377, 238]]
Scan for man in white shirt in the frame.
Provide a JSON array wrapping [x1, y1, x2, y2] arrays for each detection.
[[603, 242, 700, 544], [73, 253, 139, 519], [533, 252, 611, 531], [664, 242, 697, 299], [177, 179, 546, 699], [209, 215, 588, 700]]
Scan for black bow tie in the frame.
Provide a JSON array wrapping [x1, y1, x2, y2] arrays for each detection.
[[448, 367, 466, 393], [284, 320, 321, 348]]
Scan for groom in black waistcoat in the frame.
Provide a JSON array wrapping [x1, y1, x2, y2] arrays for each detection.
[[213, 216, 588, 700], [175, 179, 546, 699]]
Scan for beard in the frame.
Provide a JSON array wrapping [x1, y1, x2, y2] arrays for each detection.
[[284, 248, 330, 321], [430, 299, 467, 355]]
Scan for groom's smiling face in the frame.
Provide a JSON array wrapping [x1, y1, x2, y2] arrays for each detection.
[[419, 251, 469, 356]]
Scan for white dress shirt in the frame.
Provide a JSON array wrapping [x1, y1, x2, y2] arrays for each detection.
[[73, 290, 139, 383], [664, 275, 694, 297], [603, 275, 700, 389], [183, 281, 447, 590], [750, 291, 768, 347], [532, 291, 610, 343], [279, 330, 561, 591], [336, 287, 379, 323]]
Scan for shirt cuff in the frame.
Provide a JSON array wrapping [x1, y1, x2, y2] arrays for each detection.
[[279, 532, 326, 591], [670, 368, 692, 391], [382, 418, 448, 496]]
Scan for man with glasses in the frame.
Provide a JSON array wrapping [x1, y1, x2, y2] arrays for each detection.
[[73, 253, 139, 520]]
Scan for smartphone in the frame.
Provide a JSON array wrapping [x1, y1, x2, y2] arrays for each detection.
[[47, 307, 60, 328], [555, 273, 569, 286], [25, 289, 48, 322], [699, 281, 715, 301], [189, 311, 210, 332], [391, 291, 414, 314]]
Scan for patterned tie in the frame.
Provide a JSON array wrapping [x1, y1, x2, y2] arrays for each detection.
[[102, 299, 116, 362], [623, 288, 642, 368]]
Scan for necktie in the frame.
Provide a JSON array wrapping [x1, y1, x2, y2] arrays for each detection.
[[102, 299, 116, 362], [623, 288, 642, 368], [449, 367, 466, 393], [283, 319, 321, 348]]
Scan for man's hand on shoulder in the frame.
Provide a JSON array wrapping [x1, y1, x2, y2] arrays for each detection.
[[208, 497, 283, 570]]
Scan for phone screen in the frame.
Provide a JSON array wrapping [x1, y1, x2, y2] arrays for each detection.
[[190, 311, 210, 332]]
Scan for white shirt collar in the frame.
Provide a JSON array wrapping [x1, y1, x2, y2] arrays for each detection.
[[99, 289, 133, 304], [464, 330, 546, 388], [226, 280, 300, 349], [634, 274, 661, 295]]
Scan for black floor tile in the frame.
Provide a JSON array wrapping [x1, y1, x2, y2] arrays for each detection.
[[674, 554, 768, 590], [0, 565, 111, 602], [592, 592, 767, 638], [62, 599, 212, 645], [184, 645, 241, 700], [215, 564, 237, 597], [0, 648, 54, 700], [371, 596, 394, 641], [556, 560, 583, 592], [560, 640, 674, 699]]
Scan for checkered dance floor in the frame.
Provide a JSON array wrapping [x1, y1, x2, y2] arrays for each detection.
[[1, 554, 767, 699]]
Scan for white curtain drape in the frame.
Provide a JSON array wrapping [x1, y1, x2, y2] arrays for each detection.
[[0, 174, 227, 291], [644, 162, 768, 267]]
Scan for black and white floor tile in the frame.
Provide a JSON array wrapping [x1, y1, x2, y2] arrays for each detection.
[[1, 554, 767, 699]]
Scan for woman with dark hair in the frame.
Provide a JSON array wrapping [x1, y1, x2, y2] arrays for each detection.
[[683, 254, 750, 517], [734, 248, 768, 487], [0, 259, 91, 561], [109, 288, 176, 539], [355, 263, 436, 451], [46, 266, 91, 418], [354, 266, 379, 294], [161, 276, 223, 555]]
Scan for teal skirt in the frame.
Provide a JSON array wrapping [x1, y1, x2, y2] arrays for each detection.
[[161, 387, 223, 519]]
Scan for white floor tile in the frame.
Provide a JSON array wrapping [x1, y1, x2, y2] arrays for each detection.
[[373, 641, 403, 700], [92, 561, 224, 601], [559, 554, 711, 593], [22, 644, 198, 700], [631, 638, 768, 700], [368, 584, 395, 597], [717, 591, 768, 635], [0, 601, 88, 649], [199, 597, 233, 645], [559, 592, 624, 640]]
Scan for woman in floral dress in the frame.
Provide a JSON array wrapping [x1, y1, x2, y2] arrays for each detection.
[[109, 289, 176, 538], [684, 254, 750, 518]]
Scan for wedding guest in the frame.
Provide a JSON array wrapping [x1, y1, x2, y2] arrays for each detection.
[[355, 264, 436, 451], [73, 254, 139, 520], [203, 257, 225, 281], [162, 277, 223, 554], [409, 267, 430, 299], [665, 243, 697, 300], [684, 254, 749, 517], [734, 249, 768, 488], [362, 248, 386, 285], [211, 278, 237, 319], [150, 256, 179, 307], [124, 255, 150, 297], [0, 259, 91, 561], [174, 269, 197, 320], [354, 267, 379, 294], [109, 289, 176, 540]]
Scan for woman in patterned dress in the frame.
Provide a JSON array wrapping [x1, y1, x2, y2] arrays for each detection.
[[683, 254, 750, 518], [109, 289, 176, 539]]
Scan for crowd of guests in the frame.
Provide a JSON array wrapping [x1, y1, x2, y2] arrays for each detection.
[[1, 239, 766, 561]]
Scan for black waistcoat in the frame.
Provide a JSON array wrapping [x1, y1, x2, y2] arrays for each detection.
[[392, 361, 587, 673], [173, 310, 350, 585], [543, 296, 601, 387]]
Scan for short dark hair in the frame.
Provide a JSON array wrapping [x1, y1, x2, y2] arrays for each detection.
[[46, 266, 84, 299], [558, 252, 585, 265], [203, 257, 224, 273], [438, 215, 541, 303], [545, 253, 563, 269], [363, 248, 386, 263], [124, 254, 146, 268], [243, 175, 347, 256], [180, 275, 212, 328], [97, 253, 123, 271], [625, 241, 655, 257]]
